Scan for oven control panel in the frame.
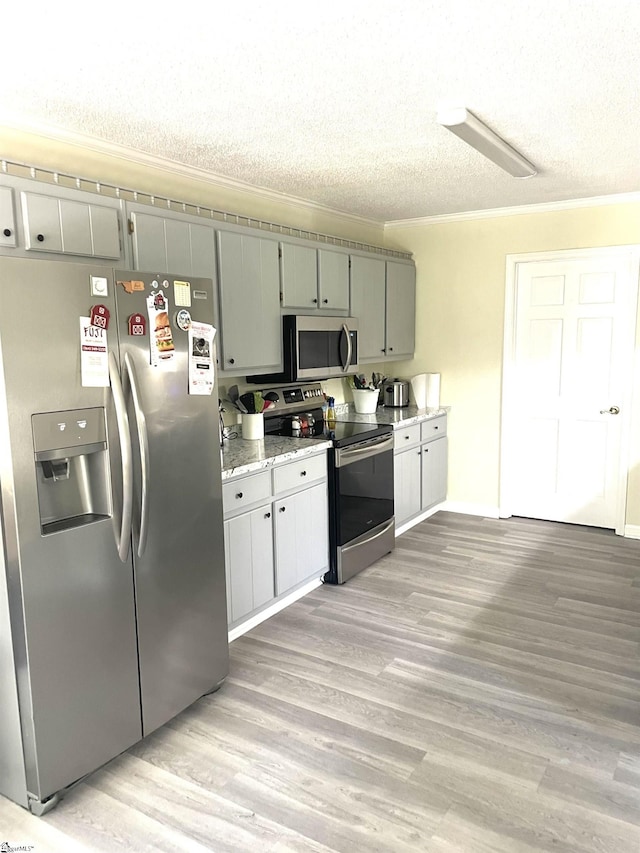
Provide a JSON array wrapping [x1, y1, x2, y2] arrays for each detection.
[[262, 383, 325, 416]]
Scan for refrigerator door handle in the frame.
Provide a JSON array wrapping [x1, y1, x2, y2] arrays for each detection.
[[109, 351, 133, 562], [123, 352, 150, 557]]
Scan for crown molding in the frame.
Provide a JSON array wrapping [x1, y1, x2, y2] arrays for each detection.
[[0, 115, 384, 231], [385, 192, 640, 229]]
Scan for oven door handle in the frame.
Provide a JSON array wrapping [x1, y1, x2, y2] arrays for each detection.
[[334, 432, 394, 467], [340, 322, 353, 373]]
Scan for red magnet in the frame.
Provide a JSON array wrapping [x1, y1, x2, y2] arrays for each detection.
[[128, 313, 147, 337], [90, 304, 110, 330]]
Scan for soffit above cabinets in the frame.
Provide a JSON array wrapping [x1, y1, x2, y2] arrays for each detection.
[[2, 1, 640, 222]]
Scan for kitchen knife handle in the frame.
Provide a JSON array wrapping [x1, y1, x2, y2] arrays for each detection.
[[109, 351, 133, 562], [124, 352, 150, 558], [341, 322, 353, 373]]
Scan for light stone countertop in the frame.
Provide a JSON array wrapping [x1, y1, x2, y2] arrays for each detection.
[[221, 434, 332, 480], [221, 406, 448, 478], [337, 405, 449, 429]]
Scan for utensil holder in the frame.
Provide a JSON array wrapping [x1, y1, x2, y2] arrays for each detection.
[[352, 388, 380, 414], [242, 413, 264, 440]]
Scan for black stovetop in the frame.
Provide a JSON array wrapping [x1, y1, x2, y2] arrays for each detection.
[[265, 410, 392, 448]]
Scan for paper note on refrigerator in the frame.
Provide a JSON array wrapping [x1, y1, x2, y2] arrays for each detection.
[[188, 322, 216, 395], [79, 317, 109, 387]]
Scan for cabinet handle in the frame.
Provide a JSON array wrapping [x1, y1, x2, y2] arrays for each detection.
[[404, 435, 410, 440], [322, 299, 328, 304], [424, 447, 429, 453], [236, 492, 243, 499], [265, 512, 271, 518], [312, 298, 318, 303], [228, 358, 235, 365], [36, 233, 45, 242], [3, 228, 11, 237], [381, 348, 386, 353], [279, 506, 286, 513], [434, 426, 439, 430], [417, 450, 421, 455], [300, 470, 307, 476], [389, 347, 393, 352]]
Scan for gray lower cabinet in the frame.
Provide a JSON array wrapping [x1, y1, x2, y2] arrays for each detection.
[[222, 451, 329, 629], [394, 415, 448, 528], [224, 504, 274, 624], [0, 187, 16, 248], [274, 482, 328, 594], [21, 191, 121, 258], [217, 231, 281, 374], [350, 255, 416, 362]]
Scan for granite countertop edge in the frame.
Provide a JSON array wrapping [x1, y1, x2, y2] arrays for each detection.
[[222, 436, 333, 480], [337, 405, 450, 429]]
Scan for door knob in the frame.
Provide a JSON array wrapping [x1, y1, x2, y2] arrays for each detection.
[[600, 406, 620, 415]]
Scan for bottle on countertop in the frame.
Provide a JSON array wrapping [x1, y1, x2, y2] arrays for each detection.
[[326, 396, 336, 430]]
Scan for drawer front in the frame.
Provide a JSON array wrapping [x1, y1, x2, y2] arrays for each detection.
[[273, 452, 326, 495], [223, 470, 271, 516], [421, 415, 447, 443], [393, 423, 421, 451]]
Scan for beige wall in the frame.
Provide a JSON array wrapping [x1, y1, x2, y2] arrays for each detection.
[[0, 126, 385, 245], [385, 203, 640, 527]]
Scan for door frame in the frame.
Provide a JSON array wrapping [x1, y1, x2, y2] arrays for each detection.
[[500, 245, 640, 535]]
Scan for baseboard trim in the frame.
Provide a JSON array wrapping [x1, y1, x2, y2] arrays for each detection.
[[624, 524, 640, 540], [395, 504, 443, 536], [442, 501, 501, 519], [228, 576, 323, 642]]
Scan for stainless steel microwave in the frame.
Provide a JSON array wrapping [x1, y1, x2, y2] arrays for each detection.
[[247, 315, 359, 384]]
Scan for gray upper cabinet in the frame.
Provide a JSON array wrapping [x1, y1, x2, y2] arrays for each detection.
[[280, 243, 350, 312], [0, 187, 17, 248], [21, 192, 120, 259], [350, 255, 387, 360], [385, 260, 416, 358], [350, 255, 416, 362], [129, 207, 216, 277], [217, 231, 281, 373], [318, 249, 349, 311], [280, 243, 317, 309]]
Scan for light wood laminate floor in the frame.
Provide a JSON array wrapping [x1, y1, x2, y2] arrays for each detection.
[[2, 512, 640, 852]]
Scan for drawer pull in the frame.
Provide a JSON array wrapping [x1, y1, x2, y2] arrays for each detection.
[[36, 233, 45, 242], [279, 506, 286, 513], [235, 491, 243, 499], [404, 435, 410, 440], [300, 470, 307, 476], [265, 511, 271, 519], [3, 228, 11, 237], [434, 425, 439, 430]]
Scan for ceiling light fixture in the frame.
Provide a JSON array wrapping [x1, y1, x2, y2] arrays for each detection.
[[437, 107, 537, 178]]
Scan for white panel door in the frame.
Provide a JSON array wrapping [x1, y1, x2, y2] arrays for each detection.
[[507, 253, 638, 528]]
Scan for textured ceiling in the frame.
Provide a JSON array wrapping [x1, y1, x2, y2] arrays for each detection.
[[2, 1, 640, 222]]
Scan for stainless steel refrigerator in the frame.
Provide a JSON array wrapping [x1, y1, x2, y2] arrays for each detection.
[[0, 257, 228, 814]]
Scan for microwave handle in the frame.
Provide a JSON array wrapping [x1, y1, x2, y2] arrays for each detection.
[[341, 322, 353, 372]]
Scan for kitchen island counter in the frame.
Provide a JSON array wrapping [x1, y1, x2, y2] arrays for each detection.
[[221, 434, 332, 480]]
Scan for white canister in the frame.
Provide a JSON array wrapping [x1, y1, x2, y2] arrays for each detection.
[[352, 388, 380, 413], [242, 413, 264, 440], [425, 373, 441, 409]]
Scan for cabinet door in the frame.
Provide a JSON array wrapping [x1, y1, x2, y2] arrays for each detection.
[[22, 192, 63, 252], [394, 448, 422, 526], [421, 437, 448, 510], [89, 204, 121, 259], [0, 187, 16, 248], [59, 198, 93, 256], [318, 248, 350, 311], [274, 482, 328, 595], [217, 231, 281, 373], [385, 261, 416, 358], [224, 505, 274, 623], [130, 211, 168, 270], [350, 255, 386, 360], [131, 210, 217, 277], [281, 243, 318, 309]]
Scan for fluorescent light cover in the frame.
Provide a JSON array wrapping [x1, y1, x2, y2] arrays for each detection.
[[437, 107, 537, 178]]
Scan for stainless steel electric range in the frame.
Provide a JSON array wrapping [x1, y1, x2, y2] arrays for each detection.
[[262, 383, 395, 583]]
